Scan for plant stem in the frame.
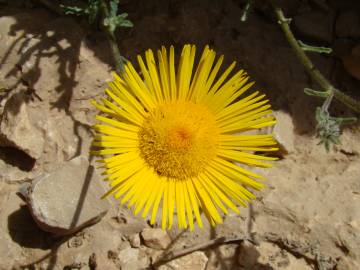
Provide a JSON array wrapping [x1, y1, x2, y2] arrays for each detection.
[[322, 90, 334, 112], [298, 40, 332, 54], [99, 0, 125, 74], [270, 1, 360, 113]]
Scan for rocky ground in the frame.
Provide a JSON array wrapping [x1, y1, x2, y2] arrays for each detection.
[[0, 0, 359, 269]]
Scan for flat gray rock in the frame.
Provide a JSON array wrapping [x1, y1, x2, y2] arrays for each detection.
[[21, 156, 109, 235]]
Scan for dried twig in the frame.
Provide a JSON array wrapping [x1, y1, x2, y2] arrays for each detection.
[[153, 235, 256, 267]]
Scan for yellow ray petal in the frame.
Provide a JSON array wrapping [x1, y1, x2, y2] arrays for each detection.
[[123, 62, 156, 110], [91, 100, 115, 115], [203, 55, 224, 95], [91, 148, 133, 155], [176, 180, 186, 228], [217, 149, 276, 168], [150, 178, 165, 225], [158, 49, 170, 102], [105, 88, 144, 122], [220, 116, 276, 134], [146, 49, 164, 102], [142, 173, 161, 218], [207, 61, 237, 96], [215, 91, 262, 120], [129, 173, 151, 210], [192, 176, 222, 224], [161, 179, 169, 229], [101, 166, 145, 199], [206, 165, 257, 201], [186, 179, 203, 228], [167, 180, 176, 229], [198, 174, 228, 215], [137, 55, 156, 99], [101, 98, 142, 126], [169, 45, 177, 100], [210, 158, 265, 189], [108, 81, 146, 118], [183, 181, 194, 231], [92, 125, 138, 139], [204, 167, 253, 205], [136, 173, 157, 209], [95, 115, 139, 132], [219, 109, 273, 130]]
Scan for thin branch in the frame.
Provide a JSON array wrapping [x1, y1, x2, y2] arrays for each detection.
[[153, 235, 256, 267], [321, 90, 334, 112], [99, 0, 125, 74], [270, 1, 360, 113]]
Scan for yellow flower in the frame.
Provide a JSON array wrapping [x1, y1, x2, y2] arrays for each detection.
[[92, 44, 278, 230]]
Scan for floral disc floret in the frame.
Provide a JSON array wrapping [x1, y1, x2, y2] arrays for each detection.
[[138, 101, 219, 179]]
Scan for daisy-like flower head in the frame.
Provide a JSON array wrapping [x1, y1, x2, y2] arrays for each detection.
[[92, 44, 278, 230]]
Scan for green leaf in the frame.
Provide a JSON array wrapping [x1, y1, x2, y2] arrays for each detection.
[[337, 117, 357, 125], [109, 0, 119, 17], [315, 107, 357, 151], [304, 88, 329, 98], [117, 13, 129, 20], [61, 5, 85, 16], [298, 40, 332, 54], [61, 0, 100, 24], [119, 19, 133, 28]]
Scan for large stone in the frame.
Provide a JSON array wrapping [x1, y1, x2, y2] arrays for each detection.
[[0, 92, 44, 159], [157, 251, 208, 270], [141, 228, 171, 250], [21, 156, 109, 235]]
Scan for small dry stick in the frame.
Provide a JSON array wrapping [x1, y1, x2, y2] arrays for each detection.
[[270, 0, 360, 113], [154, 235, 256, 266]]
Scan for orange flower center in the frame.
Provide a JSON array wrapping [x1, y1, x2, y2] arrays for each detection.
[[138, 101, 219, 179]]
